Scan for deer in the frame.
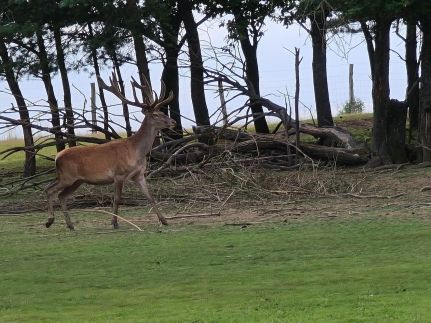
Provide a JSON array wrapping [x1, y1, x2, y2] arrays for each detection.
[[45, 72, 176, 230]]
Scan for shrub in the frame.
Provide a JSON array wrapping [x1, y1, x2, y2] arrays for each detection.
[[339, 98, 365, 115]]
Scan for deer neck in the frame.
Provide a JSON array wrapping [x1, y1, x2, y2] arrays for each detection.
[[129, 116, 158, 157]]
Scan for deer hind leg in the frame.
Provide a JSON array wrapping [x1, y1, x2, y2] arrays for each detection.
[[111, 179, 124, 229], [58, 181, 82, 230], [133, 173, 168, 226], [45, 180, 66, 228]]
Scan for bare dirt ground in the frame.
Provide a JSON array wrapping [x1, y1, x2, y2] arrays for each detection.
[[1, 164, 431, 230]]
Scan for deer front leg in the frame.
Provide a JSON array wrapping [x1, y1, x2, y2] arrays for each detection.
[[133, 173, 168, 226], [112, 179, 124, 229]]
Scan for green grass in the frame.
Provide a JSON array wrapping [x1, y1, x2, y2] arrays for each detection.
[[0, 138, 57, 171], [334, 112, 373, 122], [1, 215, 430, 322], [334, 113, 373, 144]]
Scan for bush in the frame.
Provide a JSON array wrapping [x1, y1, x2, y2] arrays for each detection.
[[339, 98, 365, 115]]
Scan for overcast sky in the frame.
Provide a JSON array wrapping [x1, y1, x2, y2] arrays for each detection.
[[0, 18, 409, 139]]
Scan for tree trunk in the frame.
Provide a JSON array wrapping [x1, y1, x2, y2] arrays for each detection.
[[53, 25, 76, 147], [419, 17, 431, 162], [133, 34, 152, 95], [161, 46, 183, 139], [371, 19, 392, 164], [369, 20, 408, 165], [235, 21, 269, 134], [310, 10, 334, 127], [405, 19, 419, 143], [387, 99, 408, 163], [361, 21, 375, 81], [178, 0, 210, 128], [111, 52, 132, 137], [160, 10, 183, 139], [0, 39, 36, 177], [88, 23, 111, 140], [125, 0, 152, 96], [36, 29, 65, 152]]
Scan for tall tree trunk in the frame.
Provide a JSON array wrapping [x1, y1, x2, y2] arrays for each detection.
[[371, 19, 392, 164], [133, 34, 152, 96], [368, 20, 408, 164], [111, 52, 132, 137], [36, 29, 65, 152], [0, 39, 36, 177], [405, 19, 419, 142], [361, 21, 375, 81], [310, 10, 334, 127], [53, 25, 76, 147], [419, 17, 431, 162], [125, 0, 152, 96], [88, 23, 111, 140], [160, 12, 183, 139], [386, 99, 408, 163], [234, 19, 269, 134], [161, 46, 183, 139], [178, 0, 210, 128]]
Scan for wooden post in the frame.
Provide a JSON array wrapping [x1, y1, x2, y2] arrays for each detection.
[[349, 63, 354, 105], [90, 82, 97, 133], [218, 78, 228, 126]]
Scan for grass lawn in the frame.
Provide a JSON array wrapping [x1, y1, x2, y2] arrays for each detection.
[[1, 214, 430, 322]]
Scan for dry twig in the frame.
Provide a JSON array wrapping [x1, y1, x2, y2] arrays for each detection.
[[79, 209, 144, 231]]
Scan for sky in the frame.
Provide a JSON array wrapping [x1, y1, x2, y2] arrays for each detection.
[[0, 17, 409, 139]]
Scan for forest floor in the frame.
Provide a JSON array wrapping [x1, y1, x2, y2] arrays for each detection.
[[0, 152, 430, 230]]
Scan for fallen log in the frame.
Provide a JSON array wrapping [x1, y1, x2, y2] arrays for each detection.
[[296, 124, 358, 149], [149, 126, 368, 167], [231, 139, 367, 165], [193, 123, 361, 150], [298, 143, 368, 165]]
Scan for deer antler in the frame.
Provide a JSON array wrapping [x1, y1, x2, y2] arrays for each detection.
[[97, 72, 145, 109], [131, 75, 154, 106], [154, 90, 174, 110], [98, 72, 174, 111]]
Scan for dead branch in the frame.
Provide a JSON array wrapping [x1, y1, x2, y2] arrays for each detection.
[[86, 209, 143, 231], [148, 142, 210, 178], [345, 192, 406, 199], [166, 212, 221, 220]]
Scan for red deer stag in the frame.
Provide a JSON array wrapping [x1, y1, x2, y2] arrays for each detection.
[[45, 73, 175, 230]]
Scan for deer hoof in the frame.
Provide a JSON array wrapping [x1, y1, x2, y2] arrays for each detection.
[[45, 218, 54, 228], [159, 219, 169, 226]]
